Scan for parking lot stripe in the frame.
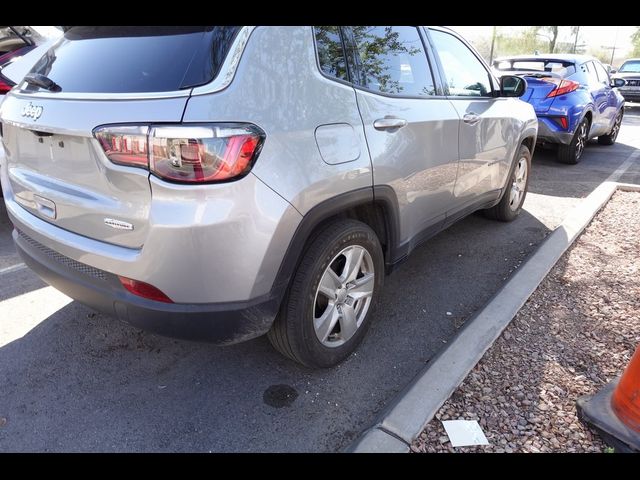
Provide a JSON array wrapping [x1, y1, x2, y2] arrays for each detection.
[[0, 263, 27, 276], [605, 149, 640, 183]]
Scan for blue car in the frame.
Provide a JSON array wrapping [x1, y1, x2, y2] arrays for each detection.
[[494, 54, 625, 164]]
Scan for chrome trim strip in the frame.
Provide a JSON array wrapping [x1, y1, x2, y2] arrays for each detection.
[[11, 89, 191, 101], [190, 26, 256, 96]]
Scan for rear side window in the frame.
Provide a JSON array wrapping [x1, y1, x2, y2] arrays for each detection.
[[582, 61, 602, 88], [344, 26, 436, 97], [25, 26, 240, 93], [314, 26, 348, 81]]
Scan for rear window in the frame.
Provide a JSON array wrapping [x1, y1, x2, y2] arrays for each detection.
[[494, 59, 575, 77], [24, 26, 240, 94]]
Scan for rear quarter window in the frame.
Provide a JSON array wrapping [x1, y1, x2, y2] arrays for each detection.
[[24, 26, 240, 94]]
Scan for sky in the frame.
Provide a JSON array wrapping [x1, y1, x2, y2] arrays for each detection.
[[448, 26, 636, 56]]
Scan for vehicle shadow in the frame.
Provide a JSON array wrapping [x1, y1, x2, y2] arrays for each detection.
[[0, 208, 551, 452], [528, 129, 638, 199]]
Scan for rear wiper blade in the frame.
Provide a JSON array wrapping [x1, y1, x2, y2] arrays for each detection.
[[24, 73, 61, 92]]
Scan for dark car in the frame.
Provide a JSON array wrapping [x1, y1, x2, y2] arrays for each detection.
[[0, 27, 62, 95], [613, 58, 640, 103]]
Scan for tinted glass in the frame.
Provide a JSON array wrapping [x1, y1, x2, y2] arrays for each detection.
[[26, 26, 240, 93], [429, 29, 492, 97], [345, 26, 435, 97], [314, 26, 348, 81], [494, 59, 575, 77], [583, 61, 602, 88], [593, 61, 610, 84]]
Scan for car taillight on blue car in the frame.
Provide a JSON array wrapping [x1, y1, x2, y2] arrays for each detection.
[[543, 78, 580, 98]]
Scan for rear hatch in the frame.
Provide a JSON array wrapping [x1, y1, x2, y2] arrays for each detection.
[[0, 26, 239, 248], [518, 74, 561, 113], [494, 58, 576, 114]]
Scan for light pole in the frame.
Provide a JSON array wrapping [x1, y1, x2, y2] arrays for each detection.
[[489, 26, 497, 64], [610, 27, 619, 65]]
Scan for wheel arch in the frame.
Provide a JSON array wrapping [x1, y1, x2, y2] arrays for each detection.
[[270, 186, 400, 310]]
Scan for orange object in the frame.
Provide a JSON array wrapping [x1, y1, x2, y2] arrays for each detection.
[[611, 345, 640, 432]]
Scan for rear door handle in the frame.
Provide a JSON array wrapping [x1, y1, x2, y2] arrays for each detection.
[[373, 116, 408, 131], [463, 113, 481, 126]]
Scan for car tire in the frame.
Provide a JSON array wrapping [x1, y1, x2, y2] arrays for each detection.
[[268, 219, 384, 368], [597, 109, 623, 146], [557, 117, 589, 164], [484, 144, 531, 222]]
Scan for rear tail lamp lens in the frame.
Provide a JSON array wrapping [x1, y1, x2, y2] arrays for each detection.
[[150, 125, 263, 183], [94, 126, 149, 168], [544, 78, 580, 98], [93, 123, 265, 184]]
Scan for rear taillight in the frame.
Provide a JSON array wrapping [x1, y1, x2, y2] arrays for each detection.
[[93, 123, 265, 184], [544, 78, 580, 98], [118, 276, 173, 303], [94, 126, 149, 168]]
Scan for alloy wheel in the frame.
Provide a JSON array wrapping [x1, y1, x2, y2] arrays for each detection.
[[509, 156, 528, 211], [313, 245, 375, 347]]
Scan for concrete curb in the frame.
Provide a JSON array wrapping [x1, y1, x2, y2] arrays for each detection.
[[348, 181, 638, 453]]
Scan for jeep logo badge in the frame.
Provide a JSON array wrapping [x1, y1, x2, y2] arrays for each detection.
[[21, 102, 43, 121]]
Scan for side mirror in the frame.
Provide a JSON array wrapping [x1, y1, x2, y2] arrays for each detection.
[[500, 75, 527, 97], [610, 68, 617, 74], [611, 78, 626, 88]]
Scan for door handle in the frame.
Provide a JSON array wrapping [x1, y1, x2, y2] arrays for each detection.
[[373, 116, 408, 131], [463, 113, 481, 126]]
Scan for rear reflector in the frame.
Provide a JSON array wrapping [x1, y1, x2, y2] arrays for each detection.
[[544, 78, 580, 98], [94, 123, 265, 184], [551, 116, 569, 130], [118, 276, 173, 303]]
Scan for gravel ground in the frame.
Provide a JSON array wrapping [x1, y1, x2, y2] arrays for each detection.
[[412, 190, 640, 453]]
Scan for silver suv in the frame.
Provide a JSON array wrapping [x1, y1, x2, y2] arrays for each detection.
[[0, 26, 537, 367]]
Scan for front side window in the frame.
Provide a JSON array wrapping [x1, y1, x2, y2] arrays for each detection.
[[429, 29, 492, 97], [344, 26, 436, 97], [314, 26, 348, 82]]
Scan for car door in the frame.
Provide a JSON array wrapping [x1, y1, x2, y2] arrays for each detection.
[[427, 27, 516, 216], [343, 26, 461, 248], [593, 60, 618, 129], [583, 61, 610, 136]]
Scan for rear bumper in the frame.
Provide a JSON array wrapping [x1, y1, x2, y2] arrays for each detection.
[[536, 117, 574, 145], [14, 228, 281, 344]]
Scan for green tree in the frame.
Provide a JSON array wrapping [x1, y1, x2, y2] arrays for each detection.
[[632, 27, 640, 57], [536, 26, 560, 53]]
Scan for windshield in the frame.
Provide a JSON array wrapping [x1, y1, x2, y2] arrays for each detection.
[[619, 61, 640, 73]]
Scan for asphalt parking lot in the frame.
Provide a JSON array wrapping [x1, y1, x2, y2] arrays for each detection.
[[1, 105, 639, 452]]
